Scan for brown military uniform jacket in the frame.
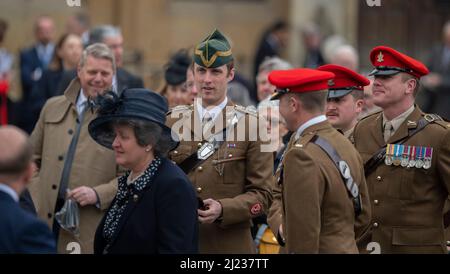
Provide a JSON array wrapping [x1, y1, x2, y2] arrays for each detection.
[[353, 107, 450, 253], [267, 125, 371, 253], [269, 120, 370, 254], [166, 101, 273, 254], [29, 79, 119, 254]]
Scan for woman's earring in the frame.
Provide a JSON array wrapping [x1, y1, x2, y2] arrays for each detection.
[[145, 147, 151, 152]]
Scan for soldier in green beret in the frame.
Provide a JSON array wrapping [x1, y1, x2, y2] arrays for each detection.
[[166, 29, 273, 253]]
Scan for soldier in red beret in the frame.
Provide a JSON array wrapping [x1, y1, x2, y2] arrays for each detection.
[[266, 68, 371, 253], [318, 64, 370, 143], [353, 46, 450, 253]]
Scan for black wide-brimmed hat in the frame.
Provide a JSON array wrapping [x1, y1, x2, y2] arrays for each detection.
[[88, 89, 179, 150]]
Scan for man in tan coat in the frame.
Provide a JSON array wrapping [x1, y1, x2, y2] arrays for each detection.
[[267, 68, 371, 253], [166, 29, 272, 253], [30, 43, 119, 254], [353, 46, 450, 253]]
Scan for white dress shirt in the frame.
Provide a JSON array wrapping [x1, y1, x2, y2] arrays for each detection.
[[294, 115, 328, 140], [196, 97, 228, 122], [0, 183, 19, 203]]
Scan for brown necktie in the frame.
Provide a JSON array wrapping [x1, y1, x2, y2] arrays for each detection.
[[383, 121, 393, 142]]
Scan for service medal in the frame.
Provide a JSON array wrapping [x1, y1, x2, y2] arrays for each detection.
[[415, 146, 425, 169], [401, 145, 410, 167], [385, 144, 393, 166], [408, 146, 417, 168], [423, 147, 433, 170], [393, 144, 401, 166]]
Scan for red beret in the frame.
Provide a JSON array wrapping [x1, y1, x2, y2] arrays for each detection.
[[269, 68, 335, 100], [369, 46, 429, 78], [318, 64, 370, 99]]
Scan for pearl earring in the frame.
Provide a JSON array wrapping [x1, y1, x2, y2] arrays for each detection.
[[145, 148, 151, 152]]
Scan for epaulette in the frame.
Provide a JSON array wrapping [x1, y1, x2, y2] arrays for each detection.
[[423, 113, 450, 129], [292, 132, 316, 149], [234, 105, 258, 117], [166, 104, 193, 116]]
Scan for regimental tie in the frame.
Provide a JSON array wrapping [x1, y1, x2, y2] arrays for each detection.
[[202, 111, 214, 138], [383, 121, 393, 142]]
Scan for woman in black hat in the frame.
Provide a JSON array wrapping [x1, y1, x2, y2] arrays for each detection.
[[160, 49, 192, 108], [89, 89, 198, 254]]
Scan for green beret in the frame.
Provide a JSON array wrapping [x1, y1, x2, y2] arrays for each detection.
[[194, 29, 233, 68]]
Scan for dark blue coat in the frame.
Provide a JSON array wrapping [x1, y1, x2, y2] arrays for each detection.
[[0, 190, 56, 254], [18, 46, 50, 133], [94, 157, 198, 254]]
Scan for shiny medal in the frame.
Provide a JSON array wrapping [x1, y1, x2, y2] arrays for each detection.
[[401, 145, 410, 167], [385, 144, 393, 166], [197, 142, 215, 160], [423, 147, 433, 170], [393, 144, 401, 166], [415, 146, 425, 169], [408, 146, 417, 168]]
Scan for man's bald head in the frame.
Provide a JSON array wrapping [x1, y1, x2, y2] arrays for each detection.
[[0, 126, 33, 178]]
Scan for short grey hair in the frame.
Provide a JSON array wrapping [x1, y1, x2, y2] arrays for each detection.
[[258, 57, 292, 74], [89, 25, 122, 45], [292, 90, 328, 113], [79, 43, 116, 72], [114, 119, 173, 157]]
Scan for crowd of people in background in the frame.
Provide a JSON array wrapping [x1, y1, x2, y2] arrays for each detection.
[[0, 12, 450, 254]]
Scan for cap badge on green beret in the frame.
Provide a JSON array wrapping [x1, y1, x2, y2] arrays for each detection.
[[194, 29, 233, 68]]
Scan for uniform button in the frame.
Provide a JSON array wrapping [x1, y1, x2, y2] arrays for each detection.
[[173, 150, 178, 155], [58, 155, 64, 161], [52, 185, 57, 190], [197, 187, 202, 193], [374, 200, 379, 205], [373, 222, 379, 228], [197, 166, 203, 171], [68, 129, 74, 135], [376, 176, 382, 181], [47, 213, 52, 219]]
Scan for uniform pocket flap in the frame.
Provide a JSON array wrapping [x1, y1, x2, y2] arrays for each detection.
[[392, 227, 443, 246]]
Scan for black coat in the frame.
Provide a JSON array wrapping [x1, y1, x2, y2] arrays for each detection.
[[57, 68, 144, 96], [94, 157, 198, 254]]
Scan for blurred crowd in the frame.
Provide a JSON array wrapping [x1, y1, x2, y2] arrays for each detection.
[[0, 12, 449, 255]]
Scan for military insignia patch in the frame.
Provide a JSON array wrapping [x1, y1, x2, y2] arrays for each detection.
[[250, 203, 262, 216], [377, 52, 384, 63]]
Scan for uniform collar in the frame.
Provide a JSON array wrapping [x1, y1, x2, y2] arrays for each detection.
[[294, 115, 327, 140], [382, 104, 415, 133], [0, 183, 19, 203], [196, 97, 228, 121]]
